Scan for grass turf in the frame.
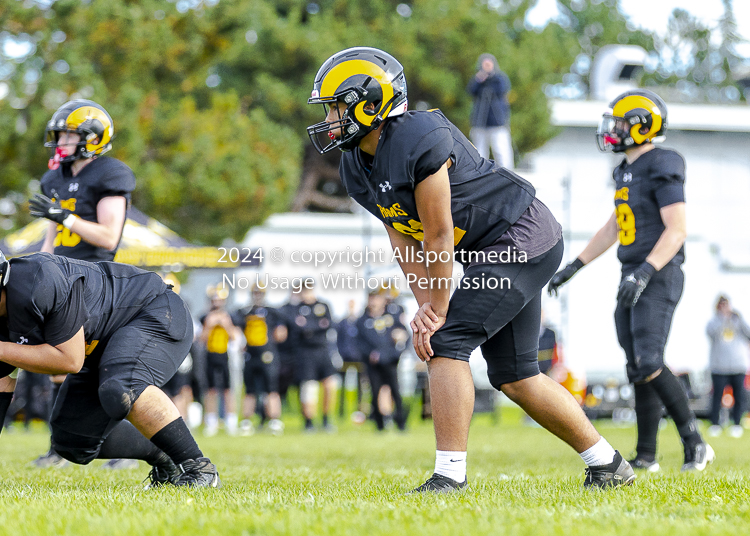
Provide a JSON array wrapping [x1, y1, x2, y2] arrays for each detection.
[[1, 409, 749, 536]]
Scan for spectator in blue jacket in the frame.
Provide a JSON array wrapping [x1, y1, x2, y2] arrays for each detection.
[[467, 53, 513, 169]]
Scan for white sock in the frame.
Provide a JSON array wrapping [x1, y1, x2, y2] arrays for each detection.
[[205, 412, 218, 429], [225, 413, 238, 434], [434, 450, 467, 482], [579, 437, 616, 467]]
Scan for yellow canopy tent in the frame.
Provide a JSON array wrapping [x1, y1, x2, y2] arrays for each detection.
[[0, 207, 243, 270]]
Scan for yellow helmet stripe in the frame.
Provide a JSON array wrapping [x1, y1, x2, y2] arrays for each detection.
[[320, 59, 394, 126], [66, 106, 113, 151], [612, 94, 662, 143]]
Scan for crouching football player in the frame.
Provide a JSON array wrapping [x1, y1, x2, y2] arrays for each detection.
[[0, 251, 220, 488], [307, 47, 635, 491]]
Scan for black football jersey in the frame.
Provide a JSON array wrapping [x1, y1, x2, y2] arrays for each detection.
[[339, 110, 535, 255], [2, 253, 168, 349], [40, 156, 136, 262], [612, 147, 685, 268], [287, 300, 332, 351], [233, 305, 282, 353], [355, 311, 404, 365]]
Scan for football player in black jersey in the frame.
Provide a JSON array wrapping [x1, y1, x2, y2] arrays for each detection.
[[548, 89, 713, 472], [290, 281, 338, 433], [308, 47, 634, 491], [27, 99, 136, 468], [356, 289, 408, 431], [30, 99, 135, 262], [232, 285, 286, 436], [0, 252, 220, 487]]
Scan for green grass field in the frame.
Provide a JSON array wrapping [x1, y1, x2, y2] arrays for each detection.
[[2, 408, 750, 536]]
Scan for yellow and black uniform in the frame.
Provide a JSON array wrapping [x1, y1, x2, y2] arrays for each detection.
[[40, 156, 136, 262], [0, 253, 192, 463], [200, 314, 231, 391], [233, 305, 283, 395], [340, 110, 535, 257], [612, 147, 686, 383], [339, 110, 563, 387]]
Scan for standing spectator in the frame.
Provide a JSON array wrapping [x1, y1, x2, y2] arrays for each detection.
[[706, 295, 750, 438], [357, 290, 408, 431], [200, 286, 240, 436], [233, 285, 286, 436], [276, 291, 301, 403], [467, 53, 514, 169], [289, 279, 337, 432], [336, 300, 367, 422], [28, 99, 135, 469]]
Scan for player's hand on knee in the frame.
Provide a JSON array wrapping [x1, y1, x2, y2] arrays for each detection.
[[411, 318, 434, 362], [547, 258, 584, 297], [415, 303, 442, 333]]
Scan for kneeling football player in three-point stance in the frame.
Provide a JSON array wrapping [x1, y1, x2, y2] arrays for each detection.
[[0, 251, 220, 488], [549, 89, 713, 473], [307, 47, 635, 491]]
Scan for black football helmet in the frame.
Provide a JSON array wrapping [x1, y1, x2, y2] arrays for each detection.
[[44, 99, 114, 170], [596, 89, 667, 153], [307, 47, 408, 153]]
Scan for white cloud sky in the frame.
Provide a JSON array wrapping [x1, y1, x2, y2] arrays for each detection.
[[527, 0, 750, 57]]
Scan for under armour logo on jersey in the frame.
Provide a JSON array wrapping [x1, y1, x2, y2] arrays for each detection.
[[379, 181, 392, 192], [17, 336, 28, 345], [68, 182, 79, 192], [623, 173, 633, 183]]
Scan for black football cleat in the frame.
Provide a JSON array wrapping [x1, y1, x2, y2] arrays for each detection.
[[173, 457, 222, 488], [583, 451, 636, 490], [409, 473, 467, 494], [143, 459, 180, 490], [681, 442, 715, 472], [627, 457, 660, 473]]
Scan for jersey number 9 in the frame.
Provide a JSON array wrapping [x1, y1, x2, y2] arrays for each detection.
[[615, 203, 636, 246]]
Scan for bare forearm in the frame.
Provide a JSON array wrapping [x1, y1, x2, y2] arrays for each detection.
[[68, 217, 122, 251], [0, 342, 82, 374], [386, 227, 431, 306], [578, 218, 618, 265], [423, 235, 454, 315], [399, 254, 432, 306], [41, 222, 57, 254], [645, 228, 686, 270]]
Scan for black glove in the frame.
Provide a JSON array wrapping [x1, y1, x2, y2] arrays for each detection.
[[29, 191, 70, 225], [547, 258, 584, 297], [617, 262, 655, 308]]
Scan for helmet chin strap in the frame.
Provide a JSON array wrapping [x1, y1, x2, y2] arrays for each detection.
[[369, 90, 404, 130]]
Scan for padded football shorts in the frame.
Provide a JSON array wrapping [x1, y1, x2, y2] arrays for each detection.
[[50, 290, 193, 463], [243, 348, 281, 395], [296, 349, 337, 383], [429, 239, 563, 387], [205, 351, 231, 390], [615, 263, 683, 383]]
